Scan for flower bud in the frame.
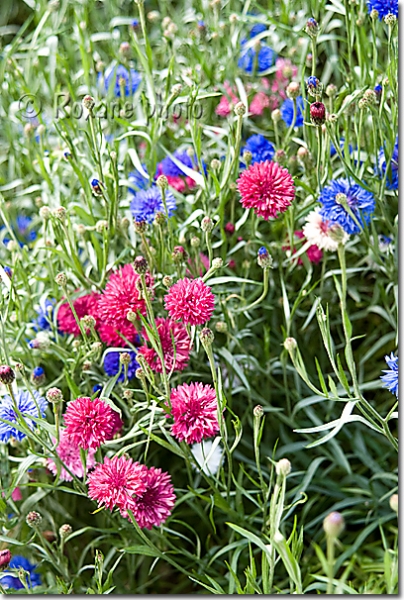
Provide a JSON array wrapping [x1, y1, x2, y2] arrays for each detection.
[[212, 257, 223, 270], [370, 8, 379, 19], [156, 175, 168, 190], [133, 218, 147, 233], [26, 511, 42, 528], [384, 13, 397, 26], [154, 211, 166, 226], [310, 101, 326, 125], [242, 150, 252, 165], [323, 511, 345, 538], [0, 365, 15, 385], [286, 81, 300, 99], [284, 337, 297, 352], [201, 216, 214, 232], [215, 321, 228, 333], [52, 206, 66, 221], [76, 224, 86, 236], [0, 549, 12, 570], [120, 352, 131, 366], [172, 246, 186, 262], [163, 275, 173, 288], [91, 178, 103, 196], [200, 327, 214, 346], [257, 247, 272, 269], [271, 109, 282, 123], [123, 389, 135, 400], [253, 405, 264, 418], [133, 256, 148, 274], [82, 95, 95, 112], [305, 17, 319, 38], [39, 206, 51, 220], [95, 220, 108, 233], [210, 158, 221, 171], [119, 41, 131, 58], [389, 494, 398, 513], [31, 366, 45, 386], [46, 387, 64, 403], [234, 102, 246, 116], [276, 458, 291, 476], [55, 272, 67, 287], [326, 83, 337, 98], [274, 149, 287, 166], [81, 314, 96, 329], [190, 236, 200, 248], [7, 240, 18, 252], [59, 523, 72, 539]]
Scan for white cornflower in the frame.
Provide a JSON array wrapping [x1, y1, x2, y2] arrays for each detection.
[[191, 438, 223, 476], [302, 207, 349, 252]]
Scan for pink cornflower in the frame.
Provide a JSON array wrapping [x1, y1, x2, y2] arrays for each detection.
[[47, 430, 96, 481], [11, 487, 22, 501], [249, 92, 271, 116], [169, 382, 220, 444], [64, 396, 116, 450], [97, 264, 153, 347], [215, 82, 239, 117], [87, 455, 146, 515], [130, 464, 176, 529], [138, 318, 191, 373], [164, 278, 215, 326], [166, 176, 186, 193], [57, 293, 100, 336], [294, 231, 323, 265], [237, 161, 295, 220], [271, 58, 298, 99]]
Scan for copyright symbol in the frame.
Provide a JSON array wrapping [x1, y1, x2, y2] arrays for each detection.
[[18, 93, 42, 119]]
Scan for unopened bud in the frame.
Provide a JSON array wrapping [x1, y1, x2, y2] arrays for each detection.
[[271, 109, 282, 123], [210, 158, 221, 171], [0, 549, 12, 570], [26, 511, 42, 528], [257, 247, 272, 269], [234, 102, 246, 116], [55, 272, 67, 287], [212, 257, 223, 270], [133, 218, 147, 233], [39, 206, 51, 220], [59, 523, 72, 539], [253, 405, 264, 418], [201, 216, 214, 232], [156, 175, 168, 190], [95, 220, 108, 233], [200, 327, 214, 346], [0, 365, 15, 385], [163, 275, 173, 288], [286, 81, 300, 99], [215, 321, 228, 333], [82, 95, 95, 111], [120, 352, 131, 366], [46, 387, 64, 403], [276, 458, 291, 476], [389, 494, 398, 513], [284, 337, 297, 352], [133, 256, 148, 274], [323, 511, 345, 538]]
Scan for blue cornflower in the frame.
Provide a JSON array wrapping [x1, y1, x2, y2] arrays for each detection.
[[130, 186, 177, 224], [381, 353, 398, 397], [330, 137, 354, 158], [241, 134, 275, 165], [238, 40, 275, 74], [374, 84, 383, 95], [128, 165, 150, 192], [93, 384, 103, 395], [307, 76, 319, 88], [1, 216, 37, 247], [103, 351, 139, 382], [281, 96, 305, 127], [33, 298, 55, 331], [0, 390, 48, 443], [258, 247, 268, 256], [250, 23, 267, 38], [367, 0, 398, 19], [3, 266, 12, 277], [31, 366, 45, 385], [131, 19, 139, 29], [101, 64, 141, 97], [160, 151, 195, 177], [378, 135, 398, 190], [0, 556, 41, 590], [318, 178, 375, 234]]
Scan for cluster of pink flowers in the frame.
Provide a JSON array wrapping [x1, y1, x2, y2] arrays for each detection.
[[57, 293, 100, 336], [271, 58, 298, 99], [215, 80, 277, 118], [97, 263, 153, 347], [138, 318, 191, 373], [282, 231, 323, 265], [237, 160, 295, 220], [155, 162, 196, 193], [169, 382, 220, 444], [87, 455, 176, 529]]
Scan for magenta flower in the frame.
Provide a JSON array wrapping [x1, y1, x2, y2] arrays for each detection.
[[138, 318, 191, 373], [237, 160, 295, 220], [64, 396, 116, 450], [87, 455, 146, 515], [130, 464, 176, 529], [164, 278, 215, 326], [47, 430, 96, 481], [169, 382, 220, 444]]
